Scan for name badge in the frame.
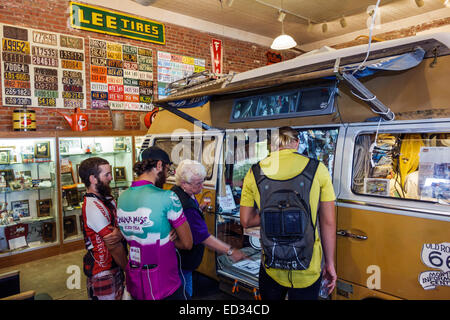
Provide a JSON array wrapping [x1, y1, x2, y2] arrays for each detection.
[[130, 246, 141, 265]]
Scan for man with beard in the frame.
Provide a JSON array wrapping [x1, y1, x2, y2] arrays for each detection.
[[116, 146, 192, 300], [78, 157, 128, 300]]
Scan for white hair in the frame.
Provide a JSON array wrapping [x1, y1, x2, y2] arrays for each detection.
[[175, 159, 207, 186]]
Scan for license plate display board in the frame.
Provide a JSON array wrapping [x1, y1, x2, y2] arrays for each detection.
[[89, 38, 154, 111], [157, 51, 205, 99], [1, 24, 86, 108]]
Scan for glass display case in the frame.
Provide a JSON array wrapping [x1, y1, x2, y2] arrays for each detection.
[[59, 136, 134, 242], [216, 127, 339, 287], [0, 138, 59, 256]]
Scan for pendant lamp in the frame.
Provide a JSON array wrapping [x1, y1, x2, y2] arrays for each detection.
[[271, 6, 297, 50]]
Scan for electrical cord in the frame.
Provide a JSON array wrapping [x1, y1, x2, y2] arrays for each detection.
[[176, 248, 188, 300], [146, 267, 155, 300], [352, 0, 381, 75]]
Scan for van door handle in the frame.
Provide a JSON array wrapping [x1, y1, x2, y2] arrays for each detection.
[[337, 230, 368, 240]]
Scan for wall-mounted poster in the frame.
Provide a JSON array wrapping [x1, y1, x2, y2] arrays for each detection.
[[157, 51, 205, 99], [1, 23, 86, 109], [89, 38, 154, 111]]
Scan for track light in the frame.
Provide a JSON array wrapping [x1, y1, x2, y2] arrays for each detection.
[[415, 0, 424, 7], [227, 0, 234, 7], [270, 0, 296, 50], [277, 10, 286, 22], [322, 23, 328, 33], [340, 17, 347, 28], [440, 0, 449, 6], [131, 0, 156, 5]]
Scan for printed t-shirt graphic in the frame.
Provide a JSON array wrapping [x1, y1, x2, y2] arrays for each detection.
[[117, 181, 186, 299], [82, 196, 117, 275]]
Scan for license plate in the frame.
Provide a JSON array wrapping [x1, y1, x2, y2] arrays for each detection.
[[61, 60, 82, 70], [4, 62, 29, 73], [107, 67, 123, 77], [38, 97, 56, 106], [5, 96, 31, 105], [32, 46, 58, 58], [62, 91, 84, 99], [32, 56, 58, 67], [4, 87, 31, 96], [2, 38, 30, 54], [4, 72, 30, 81], [59, 50, 84, 61]]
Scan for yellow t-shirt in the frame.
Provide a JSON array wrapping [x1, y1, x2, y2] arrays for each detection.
[[240, 149, 336, 288]]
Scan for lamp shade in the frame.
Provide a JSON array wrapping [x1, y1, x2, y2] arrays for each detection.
[[270, 34, 297, 50]]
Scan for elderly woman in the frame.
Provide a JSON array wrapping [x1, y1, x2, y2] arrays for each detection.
[[171, 159, 246, 298]]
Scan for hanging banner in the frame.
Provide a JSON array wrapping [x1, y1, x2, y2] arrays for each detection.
[[210, 38, 223, 75], [69, 2, 165, 45]]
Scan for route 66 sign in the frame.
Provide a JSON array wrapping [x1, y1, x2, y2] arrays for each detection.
[[419, 243, 450, 290]]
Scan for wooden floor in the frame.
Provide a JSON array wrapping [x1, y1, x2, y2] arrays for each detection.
[[0, 249, 238, 300]]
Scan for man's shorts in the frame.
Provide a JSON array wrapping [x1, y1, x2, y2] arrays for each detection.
[[87, 267, 124, 300]]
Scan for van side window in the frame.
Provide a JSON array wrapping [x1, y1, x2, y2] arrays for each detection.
[[351, 132, 450, 205]]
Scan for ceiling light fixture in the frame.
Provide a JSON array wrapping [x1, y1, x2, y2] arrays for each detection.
[[441, 0, 449, 6], [270, 1, 297, 50], [340, 16, 347, 28], [322, 23, 328, 33], [227, 0, 234, 7], [415, 0, 424, 7], [131, 0, 156, 6], [277, 10, 286, 22]]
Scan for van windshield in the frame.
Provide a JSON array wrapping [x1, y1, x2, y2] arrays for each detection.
[[221, 127, 339, 214], [153, 136, 217, 180]]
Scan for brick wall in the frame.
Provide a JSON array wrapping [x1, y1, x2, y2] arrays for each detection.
[[0, 0, 297, 132]]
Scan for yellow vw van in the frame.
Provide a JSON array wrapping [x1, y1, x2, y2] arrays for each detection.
[[143, 32, 450, 299]]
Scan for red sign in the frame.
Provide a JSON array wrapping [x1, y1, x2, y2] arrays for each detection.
[[266, 51, 283, 65], [211, 38, 223, 75]]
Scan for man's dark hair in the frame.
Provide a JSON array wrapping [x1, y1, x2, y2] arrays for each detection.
[[79, 157, 109, 187], [133, 159, 160, 176]]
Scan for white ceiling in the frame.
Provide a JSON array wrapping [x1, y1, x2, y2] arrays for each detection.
[[84, 0, 450, 50]]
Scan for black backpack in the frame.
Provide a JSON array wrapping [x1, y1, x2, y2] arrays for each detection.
[[252, 155, 319, 270]]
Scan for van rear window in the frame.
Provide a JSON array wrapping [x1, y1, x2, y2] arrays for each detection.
[[351, 132, 450, 205]]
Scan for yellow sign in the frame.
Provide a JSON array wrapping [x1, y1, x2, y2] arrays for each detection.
[[70, 2, 165, 45]]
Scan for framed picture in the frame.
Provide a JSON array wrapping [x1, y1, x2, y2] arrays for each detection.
[[0, 149, 10, 164], [42, 221, 56, 242], [34, 141, 51, 158], [114, 167, 127, 181], [11, 200, 30, 218], [94, 143, 103, 153], [59, 143, 69, 154], [0, 169, 15, 187], [64, 187, 80, 207], [36, 198, 52, 217], [63, 215, 78, 238], [364, 178, 390, 196], [113, 137, 127, 151], [61, 172, 75, 186]]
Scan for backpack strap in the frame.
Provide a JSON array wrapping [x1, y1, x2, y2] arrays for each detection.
[[300, 157, 320, 182], [251, 161, 266, 185]]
